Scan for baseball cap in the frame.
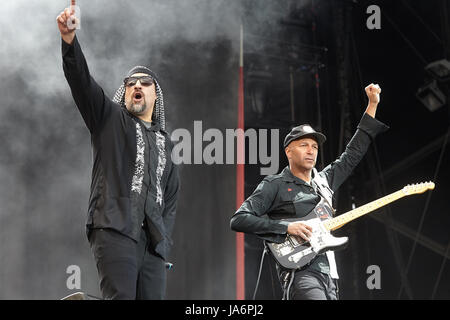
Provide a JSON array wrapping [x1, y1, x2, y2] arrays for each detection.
[[283, 124, 327, 148]]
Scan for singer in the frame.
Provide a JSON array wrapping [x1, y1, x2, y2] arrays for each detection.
[[56, 5, 180, 300]]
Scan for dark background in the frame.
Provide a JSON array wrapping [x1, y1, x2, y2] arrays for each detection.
[[0, 0, 448, 300], [243, 0, 449, 300]]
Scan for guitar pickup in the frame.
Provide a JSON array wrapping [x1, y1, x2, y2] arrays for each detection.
[[288, 247, 314, 263], [288, 235, 304, 247]]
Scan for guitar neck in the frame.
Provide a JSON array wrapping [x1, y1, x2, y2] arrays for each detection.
[[324, 189, 405, 231]]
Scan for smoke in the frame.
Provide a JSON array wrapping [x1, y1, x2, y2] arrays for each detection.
[[0, 0, 243, 95], [0, 0, 302, 121], [0, 0, 309, 299], [0, 0, 243, 299]]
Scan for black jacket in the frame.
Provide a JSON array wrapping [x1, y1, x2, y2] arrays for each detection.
[[62, 36, 179, 260], [230, 113, 388, 244]]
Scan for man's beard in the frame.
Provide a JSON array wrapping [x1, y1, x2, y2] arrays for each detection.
[[126, 101, 148, 115]]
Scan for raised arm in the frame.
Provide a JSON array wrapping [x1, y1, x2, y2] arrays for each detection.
[[57, 7, 110, 133], [320, 83, 389, 191]]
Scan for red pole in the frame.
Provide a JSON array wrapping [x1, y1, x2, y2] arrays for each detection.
[[236, 24, 245, 300]]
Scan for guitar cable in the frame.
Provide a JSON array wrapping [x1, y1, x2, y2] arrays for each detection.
[[252, 244, 269, 300], [284, 269, 295, 300]]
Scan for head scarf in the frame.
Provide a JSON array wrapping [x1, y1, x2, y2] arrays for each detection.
[[113, 66, 166, 131]]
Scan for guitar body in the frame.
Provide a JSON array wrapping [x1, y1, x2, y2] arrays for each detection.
[[266, 201, 348, 270]]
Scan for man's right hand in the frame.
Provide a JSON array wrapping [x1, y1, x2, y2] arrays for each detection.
[[56, 8, 77, 45], [287, 221, 313, 242]]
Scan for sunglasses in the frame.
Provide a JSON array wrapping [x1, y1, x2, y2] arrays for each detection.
[[123, 76, 154, 87]]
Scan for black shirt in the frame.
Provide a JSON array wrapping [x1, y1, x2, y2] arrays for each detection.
[[62, 36, 179, 260]]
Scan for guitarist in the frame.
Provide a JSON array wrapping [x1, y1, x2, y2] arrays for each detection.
[[230, 84, 388, 300]]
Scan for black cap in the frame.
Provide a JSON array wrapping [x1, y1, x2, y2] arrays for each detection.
[[284, 124, 327, 148]]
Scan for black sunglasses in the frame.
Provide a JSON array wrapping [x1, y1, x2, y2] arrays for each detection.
[[123, 76, 154, 87]]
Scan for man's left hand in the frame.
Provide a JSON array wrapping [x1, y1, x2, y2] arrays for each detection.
[[365, 83, 381, 118], [365, 83, 381, 105]]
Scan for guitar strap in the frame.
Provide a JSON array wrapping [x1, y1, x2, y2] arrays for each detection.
[[312, 169, 339, 280], [312, 168, 335, 214]]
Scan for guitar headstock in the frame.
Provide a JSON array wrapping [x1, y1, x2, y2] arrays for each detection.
[[402, 182, 435, 195]]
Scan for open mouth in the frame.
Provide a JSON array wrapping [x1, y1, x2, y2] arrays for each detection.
[[133, 92, 144, 102]]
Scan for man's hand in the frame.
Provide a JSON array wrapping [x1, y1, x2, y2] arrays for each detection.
[[365, 83, 381, 104], [287, 221, 313, 242], [56, 7, 77, 45], [365, 83, 381, 118]]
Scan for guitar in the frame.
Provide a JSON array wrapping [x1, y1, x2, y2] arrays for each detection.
[[266, 182, 435, 270]]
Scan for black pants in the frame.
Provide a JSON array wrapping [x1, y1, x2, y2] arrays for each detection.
[[278, 267, 338, 300], [89, 228, 166, 300]]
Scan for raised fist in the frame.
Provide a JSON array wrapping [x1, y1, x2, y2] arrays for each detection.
[[365, 83, 381, 104]]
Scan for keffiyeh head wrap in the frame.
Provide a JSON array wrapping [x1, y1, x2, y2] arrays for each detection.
[[113, 66, 166, 131]]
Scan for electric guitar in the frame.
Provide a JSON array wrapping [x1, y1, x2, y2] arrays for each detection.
[[266, 182, 435, 270]]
